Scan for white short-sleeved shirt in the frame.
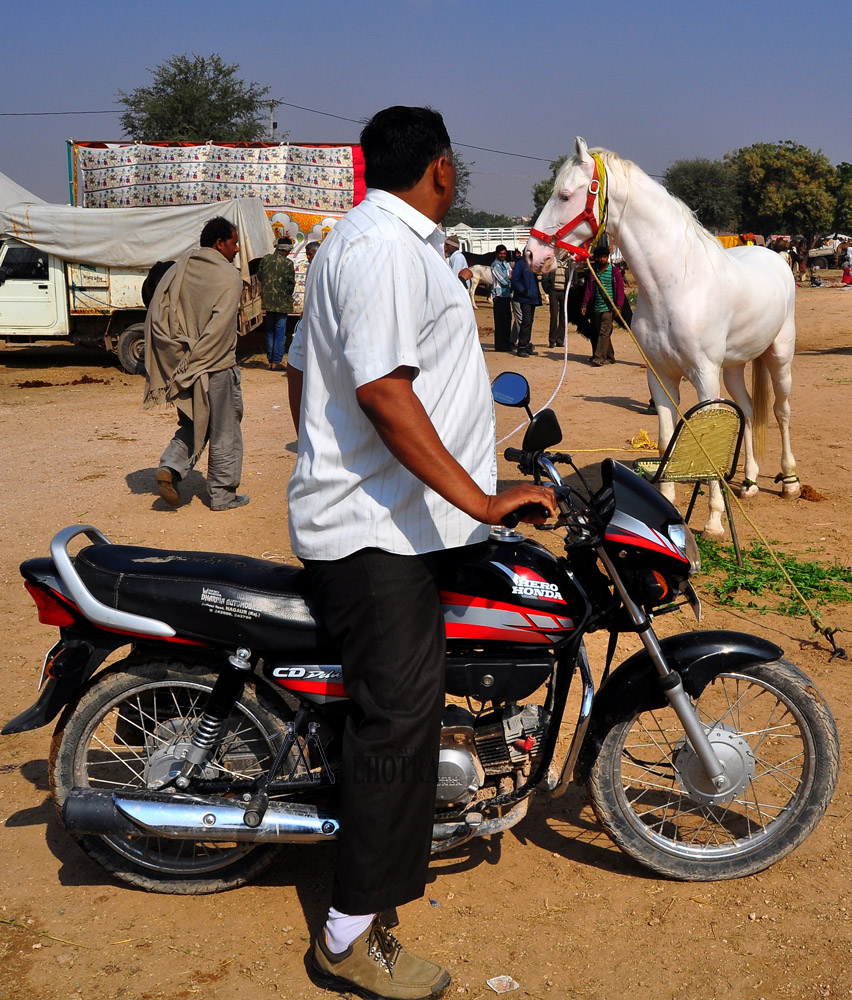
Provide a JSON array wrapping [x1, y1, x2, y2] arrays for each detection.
[[287, 188, 496, 561], [448, 248, 470, 288]]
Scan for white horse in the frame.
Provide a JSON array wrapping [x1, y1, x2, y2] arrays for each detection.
[[526, 137, 799, 539], [469, 263, 493, 309]]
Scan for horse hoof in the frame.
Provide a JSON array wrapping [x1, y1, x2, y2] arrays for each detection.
[[782, 484, 801, 499], [701, 526, 726, 541], [739, 484, 759, 499]]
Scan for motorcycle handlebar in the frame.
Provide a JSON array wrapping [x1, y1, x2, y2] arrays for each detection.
[[503, 448, 573, 466], [501, 503, 551, 529]]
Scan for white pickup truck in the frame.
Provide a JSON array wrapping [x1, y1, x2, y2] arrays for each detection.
[[807, 233, 852, 271], [0, 198, 273, 373]]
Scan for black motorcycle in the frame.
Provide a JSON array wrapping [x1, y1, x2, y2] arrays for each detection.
[[4, 372, 839, 893]]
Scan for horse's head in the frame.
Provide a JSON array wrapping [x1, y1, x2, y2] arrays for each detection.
[[525, 137, 601, 274]]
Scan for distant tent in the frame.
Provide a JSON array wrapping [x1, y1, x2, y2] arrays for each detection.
[[0, 170, 45, 210]]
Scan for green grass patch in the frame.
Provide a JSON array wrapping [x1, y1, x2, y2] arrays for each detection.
[[695, 536, 852, 617]]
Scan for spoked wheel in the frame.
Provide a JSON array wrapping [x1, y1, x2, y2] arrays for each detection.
[[50, 658, 290, 893], [587, 659, 839, 880]]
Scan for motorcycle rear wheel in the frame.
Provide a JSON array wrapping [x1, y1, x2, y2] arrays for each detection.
[[50, 657, 291, 894], [587, 659, 839, 880]]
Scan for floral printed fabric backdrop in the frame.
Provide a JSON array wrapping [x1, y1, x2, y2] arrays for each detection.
[[72, 141, 366, 248]]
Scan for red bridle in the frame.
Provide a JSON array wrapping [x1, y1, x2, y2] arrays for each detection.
[[529, 156, 606, 260]]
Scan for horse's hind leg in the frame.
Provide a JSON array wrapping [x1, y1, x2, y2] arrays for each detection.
[[722, 364, 759, 498], [763, 339, 800, 499]]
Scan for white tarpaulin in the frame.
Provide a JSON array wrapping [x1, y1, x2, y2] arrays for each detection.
[[0, 197, 274, 282], [0, 170, 45, 209]]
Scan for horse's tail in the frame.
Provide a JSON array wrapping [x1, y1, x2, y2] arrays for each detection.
[[751, 356, 772, 459]]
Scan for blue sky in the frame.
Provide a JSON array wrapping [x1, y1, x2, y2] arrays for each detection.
[[1, 0, 848, 217]]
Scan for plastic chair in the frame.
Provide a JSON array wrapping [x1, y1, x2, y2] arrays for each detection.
[[633, 399, 746, 566]]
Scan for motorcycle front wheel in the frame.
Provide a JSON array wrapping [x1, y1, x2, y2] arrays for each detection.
[[587, 659, 839, 880], [50, 657, 291, 894]]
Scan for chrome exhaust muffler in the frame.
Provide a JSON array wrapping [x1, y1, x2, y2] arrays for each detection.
[[63, 788, 339, 843]]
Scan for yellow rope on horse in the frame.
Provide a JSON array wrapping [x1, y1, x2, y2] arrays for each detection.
[[584, 260, 842, 652]]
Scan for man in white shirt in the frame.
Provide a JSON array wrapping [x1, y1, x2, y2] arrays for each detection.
[[287, 105, 554, 1000], [443, 233, 472, 288]]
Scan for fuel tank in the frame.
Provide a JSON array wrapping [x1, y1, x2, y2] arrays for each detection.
[[265, 532, 586, 706], [440, 530, 591, 649]]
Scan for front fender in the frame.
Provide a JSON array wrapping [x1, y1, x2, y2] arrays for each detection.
[[573, 629, 784, 784]]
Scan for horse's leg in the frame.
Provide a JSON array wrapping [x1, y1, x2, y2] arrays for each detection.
[[722, 364, 759, 498], [470, 272, 479, 310], [691, 369, 728, 539], [649, 370, 679, 505], [763, 333, 800, 499]]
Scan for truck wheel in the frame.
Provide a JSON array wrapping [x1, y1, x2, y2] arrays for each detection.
[[117, 323, 146, 375]]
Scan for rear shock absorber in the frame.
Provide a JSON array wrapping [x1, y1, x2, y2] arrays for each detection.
[[174, 648, 252, 790]]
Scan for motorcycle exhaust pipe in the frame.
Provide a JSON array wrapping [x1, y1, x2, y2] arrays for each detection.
[[63, 788, 339, 843]]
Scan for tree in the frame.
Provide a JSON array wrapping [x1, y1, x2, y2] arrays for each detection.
[[725, 141, 835, 238], [443, 155, 473, 226], [833, 162, 852, 233], [454, 209, 518, 228], [532, 155, 568, 218], [117, 54, 271, 142], [663, 158, 738, 232]]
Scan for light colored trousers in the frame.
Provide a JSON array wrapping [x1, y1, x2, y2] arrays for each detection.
[[160, 366, 244, 507]]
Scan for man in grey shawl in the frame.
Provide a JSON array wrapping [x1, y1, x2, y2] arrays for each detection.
[[144, 216, 250, 511]]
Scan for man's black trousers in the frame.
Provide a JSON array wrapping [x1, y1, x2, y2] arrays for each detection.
[[304, 547, 450, 915], [492, 296, 513, 351], [516, 303, 536, 352]]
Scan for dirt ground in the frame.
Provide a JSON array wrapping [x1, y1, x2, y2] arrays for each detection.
[[1, 282, 851, 1000]]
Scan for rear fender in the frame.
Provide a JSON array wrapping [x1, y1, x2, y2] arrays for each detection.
[[573, 629, 784, 784], [2, 636, 123, 734]]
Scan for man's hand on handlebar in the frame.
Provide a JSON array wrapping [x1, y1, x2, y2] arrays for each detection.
[[481, 484, 558, 527]]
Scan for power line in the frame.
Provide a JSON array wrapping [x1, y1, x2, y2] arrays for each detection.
[[0, 100, 559, 164], [0, 109, 117, 117], [275, 101, 555, 162]]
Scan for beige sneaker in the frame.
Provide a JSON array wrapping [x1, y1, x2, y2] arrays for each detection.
[[310, 917, 450, 1000]]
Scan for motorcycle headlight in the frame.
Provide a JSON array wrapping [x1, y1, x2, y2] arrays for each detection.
[[668, 522, 701, 575]]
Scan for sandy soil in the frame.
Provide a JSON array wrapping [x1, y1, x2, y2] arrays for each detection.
[[1, 282, 851, 1000]]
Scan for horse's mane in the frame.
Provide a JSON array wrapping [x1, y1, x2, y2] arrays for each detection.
[[562, 147, 727, 259]]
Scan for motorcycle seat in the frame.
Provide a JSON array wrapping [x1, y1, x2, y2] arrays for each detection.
[[73, 544, 334, 655]]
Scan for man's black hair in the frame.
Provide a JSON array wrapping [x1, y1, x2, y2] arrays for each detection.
[[200, 217, 237, 247], [360, 106, 452, 192]]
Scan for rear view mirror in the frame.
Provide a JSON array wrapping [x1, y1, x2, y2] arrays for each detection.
[[521, 408, 563, 451], [491, 372, 530, 408]]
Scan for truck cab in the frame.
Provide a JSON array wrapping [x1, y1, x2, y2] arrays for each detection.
[[0, 238, 148, 371], [0, 242, 66, 336]]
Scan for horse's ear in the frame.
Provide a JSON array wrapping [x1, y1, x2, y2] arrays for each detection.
[[575, 137, 591, 162]]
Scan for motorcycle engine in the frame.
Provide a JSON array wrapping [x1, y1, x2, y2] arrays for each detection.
[[436, 703, 548, 806]]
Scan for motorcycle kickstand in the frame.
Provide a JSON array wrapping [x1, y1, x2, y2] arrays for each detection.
[[303, 722, 335, 784], [243, 710, 311, 829]]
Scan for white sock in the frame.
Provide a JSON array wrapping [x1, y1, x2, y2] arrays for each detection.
[[324, 907, 376, 954]]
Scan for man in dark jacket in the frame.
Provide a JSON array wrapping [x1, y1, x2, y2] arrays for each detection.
[[581, 244, 625, 365], [510, 253, 541, 357], [258, 236, 295, 369]]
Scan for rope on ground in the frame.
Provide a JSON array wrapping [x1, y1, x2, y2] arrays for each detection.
[[584, 261, 846, 659], [630, 429, 658, 451]]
